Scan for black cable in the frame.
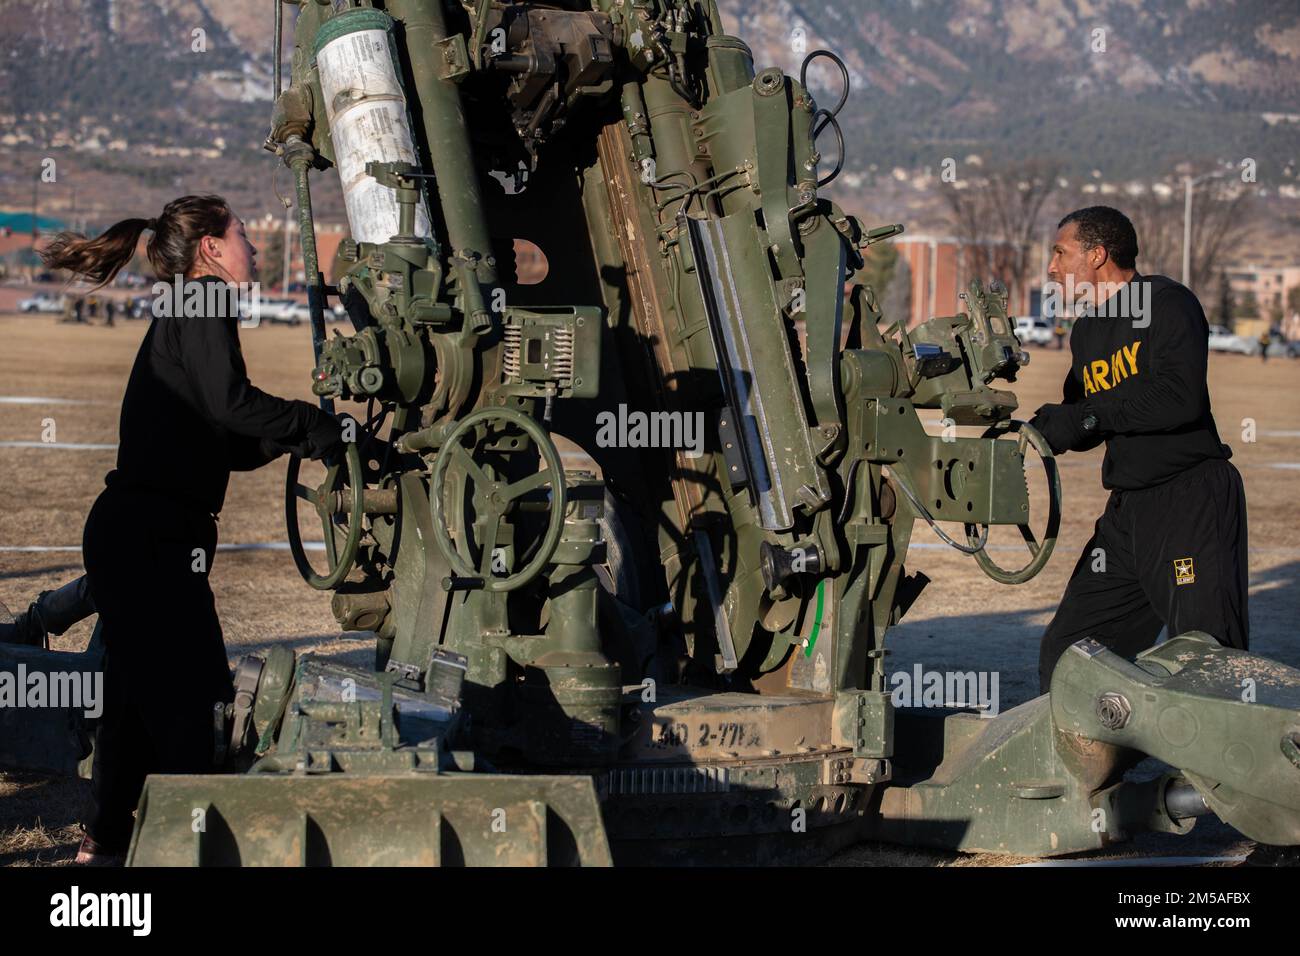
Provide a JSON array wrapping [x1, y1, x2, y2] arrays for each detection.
[[797, 50, 851, 187], [812, 108, 845, 187], [799, 49, 850, 119], [884, 465, 990, 555]]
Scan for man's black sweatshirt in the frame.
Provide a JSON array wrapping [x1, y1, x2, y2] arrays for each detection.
[[108, 275, 326, 515], [1062, 272, 1231, 491]]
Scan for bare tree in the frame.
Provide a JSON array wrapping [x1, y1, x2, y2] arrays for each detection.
[[1125, 191, 1184, 278], [942, 160, 1062, 297], [1122, 178, 1255, 297], [1186, 181, 1254, 296]]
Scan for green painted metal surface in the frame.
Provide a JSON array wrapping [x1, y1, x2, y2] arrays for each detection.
[[152, 0, 1300, 863], [7, 0, 1294, 868]]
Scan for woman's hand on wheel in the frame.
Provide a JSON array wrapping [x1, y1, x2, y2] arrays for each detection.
[[304, 411, 344, 462]]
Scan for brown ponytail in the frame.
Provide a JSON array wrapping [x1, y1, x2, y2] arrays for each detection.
[[41, 195, 233, 289]]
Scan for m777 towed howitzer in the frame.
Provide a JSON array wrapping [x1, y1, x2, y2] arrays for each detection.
[[4, 0, 1299, 865]]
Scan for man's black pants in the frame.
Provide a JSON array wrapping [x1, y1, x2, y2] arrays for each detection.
[[82, 483, 234, 851], [1039, 458, 1249, 694]]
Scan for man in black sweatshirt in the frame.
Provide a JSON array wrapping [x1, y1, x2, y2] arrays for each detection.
[[1029, 206, 1248, 694]]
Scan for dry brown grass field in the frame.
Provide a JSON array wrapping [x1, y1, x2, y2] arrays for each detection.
[[1, 301, 1297, 866]]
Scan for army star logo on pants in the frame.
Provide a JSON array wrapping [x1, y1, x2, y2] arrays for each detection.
[[1174, 557, 1196, 586]]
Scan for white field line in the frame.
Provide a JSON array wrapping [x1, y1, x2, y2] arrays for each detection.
[[909, 542, 1300, 556], [0, 441, 117, 450], [1, 542, 326, 553], [1019, 855, 1247, 867], [8, 541, 1299, 559], [0, 396, 102, 405]]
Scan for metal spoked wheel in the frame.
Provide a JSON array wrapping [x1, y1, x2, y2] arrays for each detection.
[[966, 420, 1062, 585], [285, 440, 366, 591], [429, 406, 567, 593]]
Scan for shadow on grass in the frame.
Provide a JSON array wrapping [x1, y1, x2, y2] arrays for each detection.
[[885, 558, 1300, 712], [0, 770, 88, 866]]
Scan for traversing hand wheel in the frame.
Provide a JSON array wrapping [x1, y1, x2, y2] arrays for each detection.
[[286, 438, 366, 591], [966, 420, 1061, 585], [429, 406, 567, 593]]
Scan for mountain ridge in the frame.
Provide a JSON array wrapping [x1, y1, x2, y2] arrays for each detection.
[[0, 0, 1296, 232]]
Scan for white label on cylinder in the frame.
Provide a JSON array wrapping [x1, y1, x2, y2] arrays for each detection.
[[317, 28, 432, 244]]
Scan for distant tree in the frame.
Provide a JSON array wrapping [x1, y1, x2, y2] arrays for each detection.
[[1122, 178, 1255, 298], [943, 159, 1061, 301], [881, 252, 912, 329], [1268, 299, 1284, 329], [3, 247, 43, 280], [1215, 270, 1234, 328], [1184, 178, 1255, 296], [261, 229, 286, 290], [1237, 289, 1259, 320], [860, 240, 898, 302], [1287, 284, 1300, 319], [1126, 192, 1183, 279]]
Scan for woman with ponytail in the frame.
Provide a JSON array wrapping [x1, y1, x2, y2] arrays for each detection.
[[41, 196, 343, 864]]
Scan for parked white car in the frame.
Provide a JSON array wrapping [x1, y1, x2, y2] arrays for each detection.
[[258, 298, 302, 325], [1014, 316, 1054, 346], [287, 300, 352, 324], [18, 292, 66, 313], [286, 301, 349, 324], [243, 297, 349, 326], [1207, 325, 1258, 356], [285, 302, 313, 326]]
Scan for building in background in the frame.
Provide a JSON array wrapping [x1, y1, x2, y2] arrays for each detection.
[[246, 218, 550, 290], [893, 234, 1042, 329], [1225, 262, 1300, 341], [247, 215, 347, 289], [0, 227, 39, 279]]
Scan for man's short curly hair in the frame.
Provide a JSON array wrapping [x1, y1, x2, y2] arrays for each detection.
[[1058, 205, 1138, 270]]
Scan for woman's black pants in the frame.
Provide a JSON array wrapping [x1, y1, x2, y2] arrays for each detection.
[[81, 483, 234, 850]]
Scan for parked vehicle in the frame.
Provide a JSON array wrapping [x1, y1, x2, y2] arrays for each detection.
[[240, 296, 349, 326], [18, 292, 66, 313], [279, 300, 351, 325], [257, 298, 302, 325], [1014, 315, 1054, 346], [286, 302, 313, 325], [1207, 325, 1258, 356], [127, 295, 154, 319]]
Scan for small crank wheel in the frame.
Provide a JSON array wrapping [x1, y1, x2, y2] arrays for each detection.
[[966, 420, 1061, 585], [429, 406, 567, 593], [285, 439, 365, 590]]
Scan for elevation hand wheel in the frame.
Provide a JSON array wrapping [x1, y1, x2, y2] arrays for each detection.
[[285, 439, 366, 591], [429, 406, 567, 593], [966, 420, 1062, 586]]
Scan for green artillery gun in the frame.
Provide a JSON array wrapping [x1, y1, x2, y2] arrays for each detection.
[[4, 0, 1298, 865]]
